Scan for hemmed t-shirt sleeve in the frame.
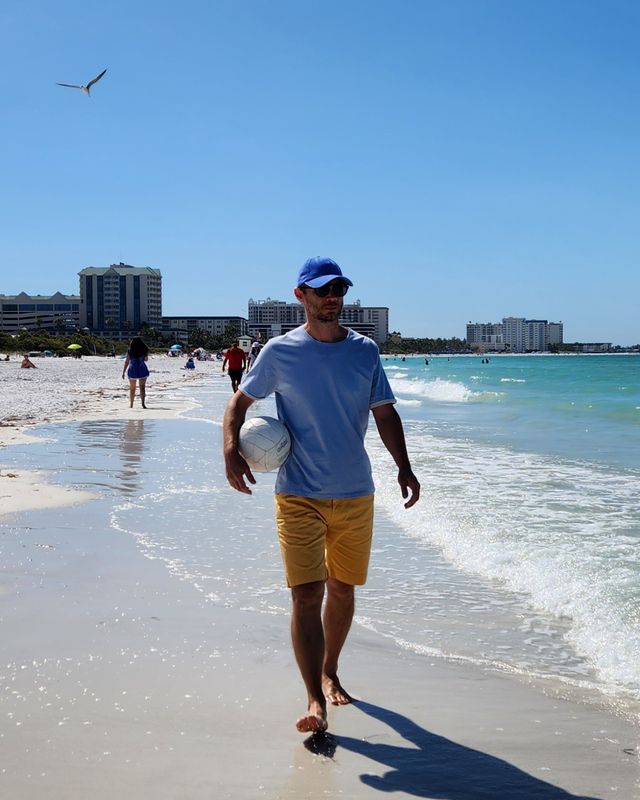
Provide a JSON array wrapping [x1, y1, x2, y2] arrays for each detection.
[[369, 397, 396, 408], [238, 343, 278, 400], [369, 356, 396, 409]]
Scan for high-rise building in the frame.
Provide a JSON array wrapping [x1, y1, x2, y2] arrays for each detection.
[[79, 263, 162, 335], [465, 322, 505, 351], [247, 298, 389, 344], [0, 291, 80, 333], [339, 302, 389, 345], [503, 317, 526, 353], [547, 322, 564, 348], [466, 317, 564, 353], [247, 298, 305, 342], [524, 319, 547, 352]]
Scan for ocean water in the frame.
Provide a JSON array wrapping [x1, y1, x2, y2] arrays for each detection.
[[2, 354, 639, 716], [372, 354, 640, 705]]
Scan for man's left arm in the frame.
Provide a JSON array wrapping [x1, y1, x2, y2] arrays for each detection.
[[371, 403, 420, 509]]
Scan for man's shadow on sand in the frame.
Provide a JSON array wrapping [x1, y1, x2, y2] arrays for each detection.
[[305, 700, 602, 800]]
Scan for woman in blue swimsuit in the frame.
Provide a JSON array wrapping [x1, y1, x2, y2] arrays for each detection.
[[122, 337, 150, 408]]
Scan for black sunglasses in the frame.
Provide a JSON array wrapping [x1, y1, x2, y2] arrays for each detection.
[[304, 281, 349, 298]]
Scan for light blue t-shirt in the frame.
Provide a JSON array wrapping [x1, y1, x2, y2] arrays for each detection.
[[239, 326, 395, 499]]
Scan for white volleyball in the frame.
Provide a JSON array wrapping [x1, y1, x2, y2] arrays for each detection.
[[238, 416, 291, 472]]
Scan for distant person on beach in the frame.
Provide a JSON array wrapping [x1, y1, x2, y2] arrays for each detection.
[[222, 341, 246, 392], [223, 256, 420, 734], [21, 354, 37, 369], [184, 357, 195, 370], [122, 337, 150, 409], [246, 344, 261, 372]]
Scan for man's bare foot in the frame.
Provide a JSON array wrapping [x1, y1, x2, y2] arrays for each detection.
[[296, 700, 327, 733], [322, 674, 353, 705]]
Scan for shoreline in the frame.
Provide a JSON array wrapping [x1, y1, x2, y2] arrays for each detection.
[[0, 359, 638, 797], [382, 351, 640, 358], [0, 466, 97, 517], [0, 354, 220, 448], [1, 487, 638, 799], [0, 355, 225, 511]]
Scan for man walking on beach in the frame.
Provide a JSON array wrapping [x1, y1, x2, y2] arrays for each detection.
[[222, 341, 246, 392], [223, 257, 420, 733]]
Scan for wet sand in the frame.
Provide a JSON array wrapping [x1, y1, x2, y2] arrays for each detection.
[[0, 359, 638, 798], [0, 354, 220, 510]]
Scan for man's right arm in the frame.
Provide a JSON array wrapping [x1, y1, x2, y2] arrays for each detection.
[[222, 390, 257, 494]]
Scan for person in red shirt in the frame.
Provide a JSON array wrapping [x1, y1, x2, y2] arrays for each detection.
[[222, 341, 247, 392]]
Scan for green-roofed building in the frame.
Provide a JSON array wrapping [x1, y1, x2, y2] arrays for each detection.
[[79, 262, 162, 336]]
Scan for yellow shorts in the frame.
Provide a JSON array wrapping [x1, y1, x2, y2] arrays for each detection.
[[274, 493, 374, 587]]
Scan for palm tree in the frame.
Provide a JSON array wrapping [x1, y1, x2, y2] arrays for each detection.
[[189, 328, 209, 348]]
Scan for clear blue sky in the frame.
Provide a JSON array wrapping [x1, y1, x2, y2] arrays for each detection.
[[1, 0, 639, 344]]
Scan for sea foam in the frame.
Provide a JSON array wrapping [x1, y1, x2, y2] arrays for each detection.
[[369, 427, 640, 701], [390, 376, 483, 403]]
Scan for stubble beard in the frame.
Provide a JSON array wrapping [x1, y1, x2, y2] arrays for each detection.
[[300, 291, 343, 326], [315, 295, 343, 324], [315, 308, 341, 323]]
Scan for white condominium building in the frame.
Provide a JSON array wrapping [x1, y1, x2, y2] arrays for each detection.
[[524, 319, 547, 352], [547, 322, 564, 347], [339, 304, 389, 345], [0, 292, 80, 333], [248, 298, 389, 345], [79, 263, 162, 334], [467, 318, 564, 352], [465, 322, 506, 351], [503, 317, 526, 353], [248, 299, 305, 338]]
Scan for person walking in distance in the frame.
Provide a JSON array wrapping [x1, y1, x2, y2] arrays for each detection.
[[246, 343, 262, 372], [223, 257, 420, 733], [122, 337, 150, 408], [222, 341, 247, 392]]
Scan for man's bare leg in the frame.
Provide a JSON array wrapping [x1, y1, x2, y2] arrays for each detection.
[[322, 577, 355, 705], [290, 581, 328, 732]]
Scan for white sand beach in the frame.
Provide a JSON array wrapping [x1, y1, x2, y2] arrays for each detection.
[[0, 355, 218, 511], [0, 357, 638, 799], [0, 354, 216, 436]]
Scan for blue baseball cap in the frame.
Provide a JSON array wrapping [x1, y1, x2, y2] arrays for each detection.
[[296, 257, 353, 289]]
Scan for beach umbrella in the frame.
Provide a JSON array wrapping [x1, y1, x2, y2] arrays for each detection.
[[170, 344, 183, 350], [67, 344, 82, 350]]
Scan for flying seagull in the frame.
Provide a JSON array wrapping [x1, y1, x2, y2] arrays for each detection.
[[56, 68, 107, 96]]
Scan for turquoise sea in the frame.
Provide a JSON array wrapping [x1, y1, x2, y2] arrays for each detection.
[[2, 354, 639, 716], [372, 354, 640, 706]]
